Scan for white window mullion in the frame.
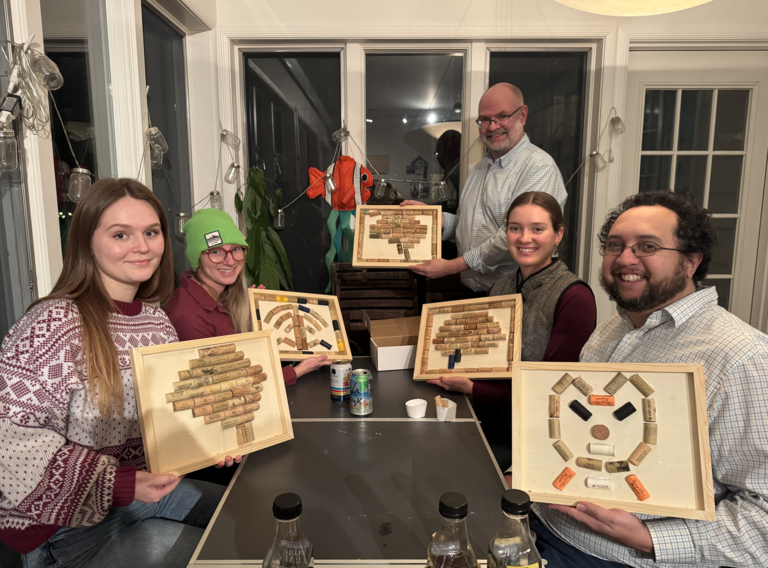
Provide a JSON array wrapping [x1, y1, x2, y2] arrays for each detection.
[[344, 43, 365, 164]]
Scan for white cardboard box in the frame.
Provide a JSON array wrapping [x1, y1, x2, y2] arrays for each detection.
[[364, 313, 420, 372]]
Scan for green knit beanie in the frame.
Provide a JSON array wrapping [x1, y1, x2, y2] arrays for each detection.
[[184, 208, 248, 270]]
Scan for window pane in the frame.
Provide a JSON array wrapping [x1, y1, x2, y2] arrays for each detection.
[[708, 156, 743, 214], [714, 90, 749, 151], [639, 155, 672, 193], [244, 53, 341, 293], [677, 90, 712, 151], [674, 155, 707, 207], [709, 218, 737, 275], [488, 51, 586, 271], [702, 279, 731, 310], [642, 90, 676, 151]]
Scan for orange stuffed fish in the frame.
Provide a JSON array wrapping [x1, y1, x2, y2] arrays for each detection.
[[308, 155, 373, 211]]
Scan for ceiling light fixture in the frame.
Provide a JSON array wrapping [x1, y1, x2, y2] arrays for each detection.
[[552, 0, 712, 16]]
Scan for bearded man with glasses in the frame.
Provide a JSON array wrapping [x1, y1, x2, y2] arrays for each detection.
[[403, 82, 567, 294]]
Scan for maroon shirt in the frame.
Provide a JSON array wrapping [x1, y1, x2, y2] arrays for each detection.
[[164, 272, 297, 385]]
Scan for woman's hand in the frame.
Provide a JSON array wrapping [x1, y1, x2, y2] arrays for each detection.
[[134, 470, 182, 504], [294, 355, 333, 379], [427, 376, 474, 395], [215, 455, 242, 468], [399, 200, 423, 206]]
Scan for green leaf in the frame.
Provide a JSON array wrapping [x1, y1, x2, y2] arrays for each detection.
[[234, 191, 243, 213], [263, 239, 289, 290], [246, 227, 261, 278], [259, 235, 280, 289], [267, 226, 293, 290], [275, 188, 283, 209]]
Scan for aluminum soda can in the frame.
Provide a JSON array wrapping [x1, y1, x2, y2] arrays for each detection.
[[330, 361, 352, 402], [350, 369, 373, 416]]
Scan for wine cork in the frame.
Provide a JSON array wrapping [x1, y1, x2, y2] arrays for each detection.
[[643, 423, 658, 445], [569, 399, 593, 421], [164, 376, 255, 403], [231, 384, 263, 398], [605, 460, 630, 473], [197, 343, 237, 357], [586, 476, 612, 490], [172, 365, 263, 391], [237, 423, 255, 445], [604, 372, 629, 395], [204, 402, 261, 425], [592, 424, 610, 440], [553, 467, 576, 491], [575, 457, 602, 471], [628, 442, 653, 466], [549, 395, 560, 418], [552, 440, 574, 461], [571, 375, 593, 396], [626, 474, 650, 501], [548, 419, 561, 439], [552, 373, 575, 394], [588, 443, 615, 457], [642, 398, 656, 422], [188, 351, 245, 369], [629, 374, 654, 397], [588, 394, 615, 406], [178, 359, 251, 379], [192, 393, 261, 417], [613, 402, 637, 421], [221, 412, 257, 430]]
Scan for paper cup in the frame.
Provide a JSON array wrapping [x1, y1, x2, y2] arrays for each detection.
[[436, 399, 457, 422], [405, 399, 427, 418]]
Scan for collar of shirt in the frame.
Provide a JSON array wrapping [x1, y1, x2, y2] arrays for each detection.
[[482, 133, 531, 169], [616, 286, 718, 332], [179, 270, 230, 315]]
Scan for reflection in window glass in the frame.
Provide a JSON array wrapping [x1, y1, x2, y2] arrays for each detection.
[[639, 155, 672, 193], [244, 53, 341, 293], [674, 155, 707, 206], [489, 51, 586, 271], [702, 278, 730, 309], [677, 90, 712, 151], [709, 217, 737, 275], [708, 156, 743, 214], [714, 90, 749, 151], [642, 90, 676, 151]]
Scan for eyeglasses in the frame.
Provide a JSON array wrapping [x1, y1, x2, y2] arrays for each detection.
[[475, 106, 524, 128], [600, 241, 685, 257], [202, 245, 248, 263]]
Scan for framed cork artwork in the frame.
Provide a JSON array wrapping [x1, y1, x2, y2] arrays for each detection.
[[352, 204, 442, 267], [412, 294, 522, 380], [511, 362, 715, 521], [249, 288, 353, 361], [130, 330, 293, 476]]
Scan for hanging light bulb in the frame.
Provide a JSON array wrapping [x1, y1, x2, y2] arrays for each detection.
[[331, 126, 349, 143], [220, 129, 241, 150], [274, 209, 285, 230], [434, 181, 448, 203], [147, 127, 169, 154], [610, 116, 626, 137], [0, 130, 18, 172], [209, 189, 223, 210], [590, 151, 607, 172], [374, 180, 387, 199], [324, 172, 337, 194], [28, 52, 63, 90], [175, 212, 188, 237], [150, 144, 163, 170], [224, 162, 240, 184], [68, 168, 92, 202]]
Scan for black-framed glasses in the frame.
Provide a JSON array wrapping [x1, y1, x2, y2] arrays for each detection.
[[475, 105, 524, 128], [600, 241, 685, 257], [202, 245, 249, 263]]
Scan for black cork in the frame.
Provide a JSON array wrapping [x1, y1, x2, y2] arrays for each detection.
[[332, 320, 340, 331], [568, 399, 592, 421], [297, 298, 307, 304], [318, 299, 329, 306], [302, 351, 312, 355], [255, 309, 261, 320], [613, 402, 637, 421], [320, 340, 332, 350], [454, 349, 462, 363]]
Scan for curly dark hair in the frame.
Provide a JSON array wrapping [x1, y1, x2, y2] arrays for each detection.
[[598, 190, 718, 283]]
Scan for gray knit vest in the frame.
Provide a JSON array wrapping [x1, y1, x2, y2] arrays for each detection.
[[491, 259, 588, 361]]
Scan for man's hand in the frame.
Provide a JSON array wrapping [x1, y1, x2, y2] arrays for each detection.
[[214, 455, 243, 469], [409, 258, 466, 279], [548, 502, 654, 554], [134, 471, 183, 504], [427, 375, 474, 395], [399, 200, 423, 206], [294, 355, 333, 378]]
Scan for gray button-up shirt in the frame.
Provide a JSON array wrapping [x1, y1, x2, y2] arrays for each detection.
[[443, 134, 567, 292], [535, 287, 768, 567]]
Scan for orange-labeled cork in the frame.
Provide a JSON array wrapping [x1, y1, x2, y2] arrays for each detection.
[[626, 474, 650, 501], [553, 467, 576, 491], [588, 394, 615, 406]]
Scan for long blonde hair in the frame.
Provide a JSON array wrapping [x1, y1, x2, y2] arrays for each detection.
[[32, 178, 174, 416], [217, 268, 251, 333]]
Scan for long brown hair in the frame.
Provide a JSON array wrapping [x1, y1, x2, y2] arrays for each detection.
[[217, 268, 251, 333], [33, 178, 174, 416], [506, 191, 564, 231]]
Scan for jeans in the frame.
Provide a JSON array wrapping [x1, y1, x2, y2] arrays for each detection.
[[22, 478, 225, 568]]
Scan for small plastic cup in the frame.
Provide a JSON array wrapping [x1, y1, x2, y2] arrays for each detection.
[[436, 398, 457, 422], [405, 399, 427, 418]]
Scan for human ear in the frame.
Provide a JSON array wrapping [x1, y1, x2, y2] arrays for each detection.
[[684, 251, 703, 279]]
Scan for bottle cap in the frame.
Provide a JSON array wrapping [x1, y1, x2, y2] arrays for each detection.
[[272, 492, 302, 520], [501, 489, 531, 516], [438, 492, 468, 519]]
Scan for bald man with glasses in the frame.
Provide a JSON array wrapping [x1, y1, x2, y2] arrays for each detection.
[[403, 82, 567, 294]]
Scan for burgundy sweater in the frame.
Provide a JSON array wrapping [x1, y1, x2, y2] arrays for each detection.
[[0, 299, 178, 553]]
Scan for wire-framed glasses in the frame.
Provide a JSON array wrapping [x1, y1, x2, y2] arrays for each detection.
[[202, 245, 249, 263], [475, 105, 524, 128], [600, 241, 685, 257]]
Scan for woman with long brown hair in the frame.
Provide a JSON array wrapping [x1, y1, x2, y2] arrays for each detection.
[[0, 179, 225, 567]]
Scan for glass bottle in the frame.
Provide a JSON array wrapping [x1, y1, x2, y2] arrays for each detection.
[[487, 489, 542, 568], [0, 129, 18, 172], [68, 168, 92, 203], [262, 493, 314, 568], [147, 126, 169, 154], [427, 492, 478, 568]]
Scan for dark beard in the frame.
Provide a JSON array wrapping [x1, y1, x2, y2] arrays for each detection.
[[600, 259, 689, 313]]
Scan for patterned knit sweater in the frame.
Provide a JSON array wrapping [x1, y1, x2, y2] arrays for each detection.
[[0, 298, 178, 553]]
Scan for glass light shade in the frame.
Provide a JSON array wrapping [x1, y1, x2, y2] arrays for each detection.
[[224, 162, 240, 184], [68, 168, 92, 202], [175, 212, 188, 237], [28, 52, 63, 90], [220, 129, 241, 150], [274, 209, 286, 230], [0, 130, 18, 172], [374, 180, 387, 199], [209, 190, 223, 210], [434, 181, 448, 203], [552, 0, 712, 16], [150, 144, 163, 170], [147, 127, 169, 154], [590, 150, 607, 171], [610, 116, 626, 137], [331, 126, 349, 143], [324, 172, 337, 194]]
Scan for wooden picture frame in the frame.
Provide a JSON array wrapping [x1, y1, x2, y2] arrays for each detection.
[[412, 294, 522, 380], [249, 288, 353, 361], [511, 362, 715, 521], [130, 331, 293, 476], [352, 205, 442, 267]]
